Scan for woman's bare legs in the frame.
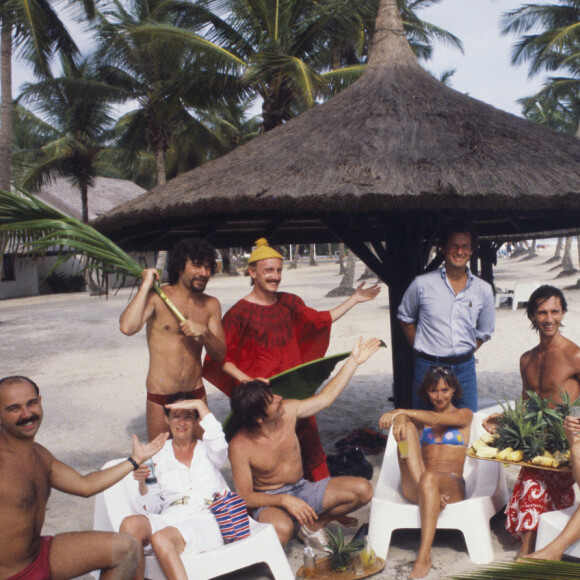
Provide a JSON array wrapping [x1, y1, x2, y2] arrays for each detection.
[[119, 515, 152, 580], [410, 472, 465, 579], [398, 421, 424, 504], [150, 526, 187, 580]]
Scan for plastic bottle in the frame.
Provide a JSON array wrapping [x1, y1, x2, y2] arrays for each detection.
[[144, 458, 158, 485], [303, 540, 317, 578], [361, 535, 376, 568]]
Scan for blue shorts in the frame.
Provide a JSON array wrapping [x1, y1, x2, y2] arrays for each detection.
[[252, 477, 330, 520]]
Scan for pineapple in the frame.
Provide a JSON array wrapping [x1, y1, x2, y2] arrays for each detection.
[[480, 432, 498, 445], [496, 447, 513, 461], [495, 397, 547, 461], [471, 439, 488, 452], [531, 455, 559, 468], [476, 446, 498, 459], [325, 527, 363, 572], [508, 450, 525, 462]]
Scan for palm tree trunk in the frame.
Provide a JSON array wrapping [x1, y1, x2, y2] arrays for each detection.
[[554, 237, 564, 259], [0, 16, 13, 190], [326, 248, 356, 296], [337, 243, 346, 274], [289, 245, 300, 270], [155, 146, 166, 186], [545, 237, 564, 264], [556, 236, 577, 278], [309, 244, 317, 266], [81, 182, 89, 224]]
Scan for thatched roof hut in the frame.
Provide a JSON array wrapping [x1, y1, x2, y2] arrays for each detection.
[[95, 0, 580, 406], [38, 176, 145, 222], [96, 0, 580, 251]]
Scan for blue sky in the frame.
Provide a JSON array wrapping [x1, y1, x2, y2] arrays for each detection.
[[421, 0, 554, 116]]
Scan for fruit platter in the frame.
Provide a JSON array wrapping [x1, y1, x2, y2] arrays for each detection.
[[468, 392, 576, 472]]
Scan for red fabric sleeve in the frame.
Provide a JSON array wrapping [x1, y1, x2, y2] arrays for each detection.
[[279, 293, 332, 363]]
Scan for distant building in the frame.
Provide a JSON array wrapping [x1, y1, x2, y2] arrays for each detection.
[[1, 177, 154, 299]]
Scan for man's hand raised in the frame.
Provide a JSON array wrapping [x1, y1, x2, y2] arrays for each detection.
[[353, 282, 381, 303], [349, 337, 382, 365], [131, 432, 168, 466]]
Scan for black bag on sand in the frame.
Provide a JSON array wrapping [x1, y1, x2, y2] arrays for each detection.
[[326, 447, 373, 480]]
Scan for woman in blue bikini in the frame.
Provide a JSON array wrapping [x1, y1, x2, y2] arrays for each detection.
[[379, 365, 473, 579]]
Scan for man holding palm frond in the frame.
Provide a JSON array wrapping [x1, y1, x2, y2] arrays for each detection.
[[120, 239, 226, 440]]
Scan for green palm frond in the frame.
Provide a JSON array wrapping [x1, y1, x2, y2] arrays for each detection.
[[0, 188, 185, 322], [449, 558, 580, 579]]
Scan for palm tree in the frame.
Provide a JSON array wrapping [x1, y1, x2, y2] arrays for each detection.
[[519, 92, 578, 134], [0, 0, 96, 189], [94, 0, 245, 186], [128, 0, 461, 132], [502, 1, 580, 132], [13, 55, 122, 223]]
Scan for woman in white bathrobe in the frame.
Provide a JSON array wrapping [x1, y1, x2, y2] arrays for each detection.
[[120, 395, 228, 580]]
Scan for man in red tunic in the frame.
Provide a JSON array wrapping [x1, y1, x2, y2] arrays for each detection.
[[203, 239, 380, 482]]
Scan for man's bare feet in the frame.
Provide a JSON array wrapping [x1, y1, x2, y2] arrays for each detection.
[[408, 557, 432, 578], [439, 494, 450, 511], [335, 514, 358, 528]]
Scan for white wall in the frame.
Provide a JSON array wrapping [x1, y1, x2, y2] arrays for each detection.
[[0, 258, 39, 299]]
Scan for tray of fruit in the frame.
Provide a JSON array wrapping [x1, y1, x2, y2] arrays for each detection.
[[467, 434, 571, 472], [468, 392, 576, 472]]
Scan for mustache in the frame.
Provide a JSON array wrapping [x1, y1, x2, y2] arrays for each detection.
[[16, 414, 39, 426]]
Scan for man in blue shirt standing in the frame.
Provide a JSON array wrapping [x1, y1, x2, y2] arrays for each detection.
[[397, 219, 495, 411]]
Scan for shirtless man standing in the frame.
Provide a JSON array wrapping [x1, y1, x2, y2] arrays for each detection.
[[0, 375, 167, 580], [228, 337, 380, 550], [484, 285, 580, 556], [120, 239, 226, 439]]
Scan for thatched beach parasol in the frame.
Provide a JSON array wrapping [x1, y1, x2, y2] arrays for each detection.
[[95, 0, 580, 407]]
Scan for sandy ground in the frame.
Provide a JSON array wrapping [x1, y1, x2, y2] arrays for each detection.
[[2, 249, 580, 579]]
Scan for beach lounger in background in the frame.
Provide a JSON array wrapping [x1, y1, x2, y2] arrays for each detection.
[[536, 502, 580, 558], [511, 282, 541, 311], [367, 411, 508, 564], [91, 459, 294, 580]]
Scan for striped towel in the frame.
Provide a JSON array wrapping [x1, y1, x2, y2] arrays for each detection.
[[208, 490, 250, 543]]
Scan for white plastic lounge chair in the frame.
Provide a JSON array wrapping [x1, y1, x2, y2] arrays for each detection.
[[536, 502, 580, 558], [511, 282, 541, 310], [91, 459, 294, 580], [367, 412, 508, 564]]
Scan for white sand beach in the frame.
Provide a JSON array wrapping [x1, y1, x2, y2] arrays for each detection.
[[2, 248, 580, 579]]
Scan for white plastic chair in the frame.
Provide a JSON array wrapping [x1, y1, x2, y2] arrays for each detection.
[[536, 502, 580, 558], [92, 459, 294, 580], [367, 412, 508, 564], [512, 282, 541, 310]]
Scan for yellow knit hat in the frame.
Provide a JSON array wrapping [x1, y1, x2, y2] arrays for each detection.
[[248, 238, 283, 264]]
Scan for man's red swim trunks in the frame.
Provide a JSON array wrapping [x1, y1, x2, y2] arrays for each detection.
[[7, 536, 52, 580], [146, 386, 206, 406]]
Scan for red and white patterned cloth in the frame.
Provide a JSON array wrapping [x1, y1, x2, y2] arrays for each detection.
[[505, 466, 575, 538]]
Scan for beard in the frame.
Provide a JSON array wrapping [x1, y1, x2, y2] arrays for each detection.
[[190, 277, 208, 293]]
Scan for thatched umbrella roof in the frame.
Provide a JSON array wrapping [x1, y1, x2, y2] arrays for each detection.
[[96, 0, 580, 251]]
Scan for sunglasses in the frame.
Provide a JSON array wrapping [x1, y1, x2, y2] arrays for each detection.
[[431, 365, 454, 375]]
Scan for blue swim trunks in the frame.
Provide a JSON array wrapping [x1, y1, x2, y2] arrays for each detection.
[[252, 477, 330, 520]]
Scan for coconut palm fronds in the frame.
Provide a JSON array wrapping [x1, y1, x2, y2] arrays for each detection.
[[448, 558, 580, 579], [0, 188, 185, 321]]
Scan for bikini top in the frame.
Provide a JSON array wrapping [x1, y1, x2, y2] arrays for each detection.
[[420, 425, 466, 446]]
